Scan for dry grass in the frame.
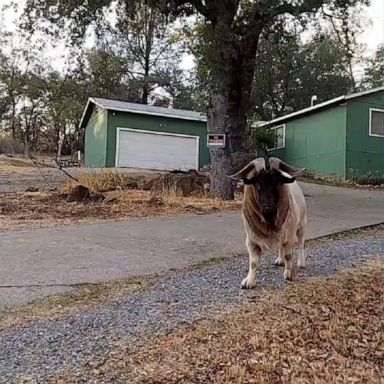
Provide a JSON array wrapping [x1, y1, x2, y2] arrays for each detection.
[[55, 260, 384, 384], [0, 155, 40, 175], [0, 189, 241, 232], [0, 278, 148, 332], [61, 169, 152, 193]]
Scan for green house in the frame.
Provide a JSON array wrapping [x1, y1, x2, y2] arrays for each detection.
[[261, 87, 384, 179], [80, 98, 209, 170]]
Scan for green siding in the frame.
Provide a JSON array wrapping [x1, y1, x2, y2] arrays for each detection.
[[271, 105, 347, 177], [346, 92, 384, 179], [105, 111, 209, 168], [84, 108, 108, 167]]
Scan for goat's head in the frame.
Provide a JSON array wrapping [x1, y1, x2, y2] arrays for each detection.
[[229, 157, 305, 222]]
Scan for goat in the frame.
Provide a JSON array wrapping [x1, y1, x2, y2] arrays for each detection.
[[229, 157, 307, 289]]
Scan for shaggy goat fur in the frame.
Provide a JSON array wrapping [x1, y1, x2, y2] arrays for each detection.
[[230, 157, 307, 288]]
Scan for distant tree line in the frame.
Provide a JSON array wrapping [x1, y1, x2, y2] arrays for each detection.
[[0, 0, 382, 182]]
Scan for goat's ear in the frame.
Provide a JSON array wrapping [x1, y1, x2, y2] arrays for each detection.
[[270, 158, 305, 177], [227, 163, 255, 181]]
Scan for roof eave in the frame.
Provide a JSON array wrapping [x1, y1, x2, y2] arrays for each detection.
[[257, 95, 346, 127], [105, 106, 207, 122], [78, 98, 92, 129]]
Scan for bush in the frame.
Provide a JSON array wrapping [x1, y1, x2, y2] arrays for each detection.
[[249, 125, 277, 155], [0, 135, 25, 154], [356, 172, 384, 186]]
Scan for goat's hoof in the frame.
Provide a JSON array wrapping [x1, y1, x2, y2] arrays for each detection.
[[241, 277, 256, 289], [297, 261, 306, 269], [284, 270, 293, 281], [274, 258, 284, 267]]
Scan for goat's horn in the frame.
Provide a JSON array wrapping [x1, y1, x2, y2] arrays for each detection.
[[227, 162, 255, 181], [269, 158, 306, 177]]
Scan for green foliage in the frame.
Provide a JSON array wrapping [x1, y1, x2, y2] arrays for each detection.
[[364, 45, 384, 88], [249, 125, 277, 155], [252, 27, 353, 120]]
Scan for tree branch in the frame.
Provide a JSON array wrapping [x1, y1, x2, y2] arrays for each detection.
[[187, 0, 211, 18], [266, 1, 323, 20], [172, 0, 215, 20]]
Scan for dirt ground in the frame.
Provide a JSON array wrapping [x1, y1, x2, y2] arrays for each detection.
[[0, 189, 241, 231], [0, 155, 160, 193], [0, 156, 241, 231], [0, 156, 67, 193]]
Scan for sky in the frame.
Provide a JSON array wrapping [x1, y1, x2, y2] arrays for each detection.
[[359, 0, 383, 52], [0, 0, 383, 72]]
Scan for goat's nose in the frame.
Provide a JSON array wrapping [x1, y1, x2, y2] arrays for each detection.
[[263, 206, 277, 217], [264, 205, 275, 213]]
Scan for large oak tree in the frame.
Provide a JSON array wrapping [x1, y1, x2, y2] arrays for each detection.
[[23, 0, 369, 199]]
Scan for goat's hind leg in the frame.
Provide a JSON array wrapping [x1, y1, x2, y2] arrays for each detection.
[[241, 236, 261, 289]]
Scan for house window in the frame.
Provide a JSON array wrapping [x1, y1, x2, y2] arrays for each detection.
[[269, 125, 286, 150], [370, 109, 384, 137]]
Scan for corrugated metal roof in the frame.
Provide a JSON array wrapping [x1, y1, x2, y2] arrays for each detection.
[[80, 97, 206, 128], [257, 86, 384, 127]]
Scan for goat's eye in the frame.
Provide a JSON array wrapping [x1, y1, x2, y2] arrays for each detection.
[[254, 182, 261, 190]]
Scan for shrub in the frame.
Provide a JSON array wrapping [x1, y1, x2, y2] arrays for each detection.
[[0, 135, 25, 154], [356, 172, 384, 186]]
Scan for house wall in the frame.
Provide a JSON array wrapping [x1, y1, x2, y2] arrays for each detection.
[[270, 105, 347, 177], [346, 92, 384, 179], [106, 111, 209, 168], [84, 107, 108, 167]]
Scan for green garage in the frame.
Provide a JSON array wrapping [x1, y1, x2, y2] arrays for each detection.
[[261, 87, 384, 180], [80, 98, 209, 170]]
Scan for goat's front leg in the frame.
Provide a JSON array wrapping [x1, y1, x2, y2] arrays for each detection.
[[241, 237, 261, 289], [282, 243, 295, 281], [274, 246, 285, 266]]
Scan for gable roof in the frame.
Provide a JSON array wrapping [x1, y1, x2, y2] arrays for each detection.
[[79, 97, 207, 128], [257, 86, 384, 127]]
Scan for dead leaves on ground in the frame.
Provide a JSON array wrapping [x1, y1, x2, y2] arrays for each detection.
[[56, 260, 384, 384]]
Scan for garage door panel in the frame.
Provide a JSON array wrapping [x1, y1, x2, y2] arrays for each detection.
[[117, 129, 198, 170]]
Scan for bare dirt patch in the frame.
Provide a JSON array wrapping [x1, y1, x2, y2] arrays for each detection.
[[0, 189, 241, 232], [55, 260, 384, 384], [0, 161, 241, 231]]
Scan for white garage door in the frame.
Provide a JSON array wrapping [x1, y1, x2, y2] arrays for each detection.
[[116, 128, 199, 171]]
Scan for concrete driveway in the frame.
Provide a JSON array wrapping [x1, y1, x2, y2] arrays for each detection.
[[1, 182, 384, 310]]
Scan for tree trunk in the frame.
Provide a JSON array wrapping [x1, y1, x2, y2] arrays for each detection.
[[208, 26, 262, 200], [141, 62, 150, 104], [11, 101, 16, 140], [141, 9, 155, 105], [208, 94, 236, 200]]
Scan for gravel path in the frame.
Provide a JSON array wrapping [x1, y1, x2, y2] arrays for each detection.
[[0, 233, 383, 383]]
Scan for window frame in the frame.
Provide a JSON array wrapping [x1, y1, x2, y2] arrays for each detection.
[[369, 108, 384, 138], [269, 124, 286, 150]]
